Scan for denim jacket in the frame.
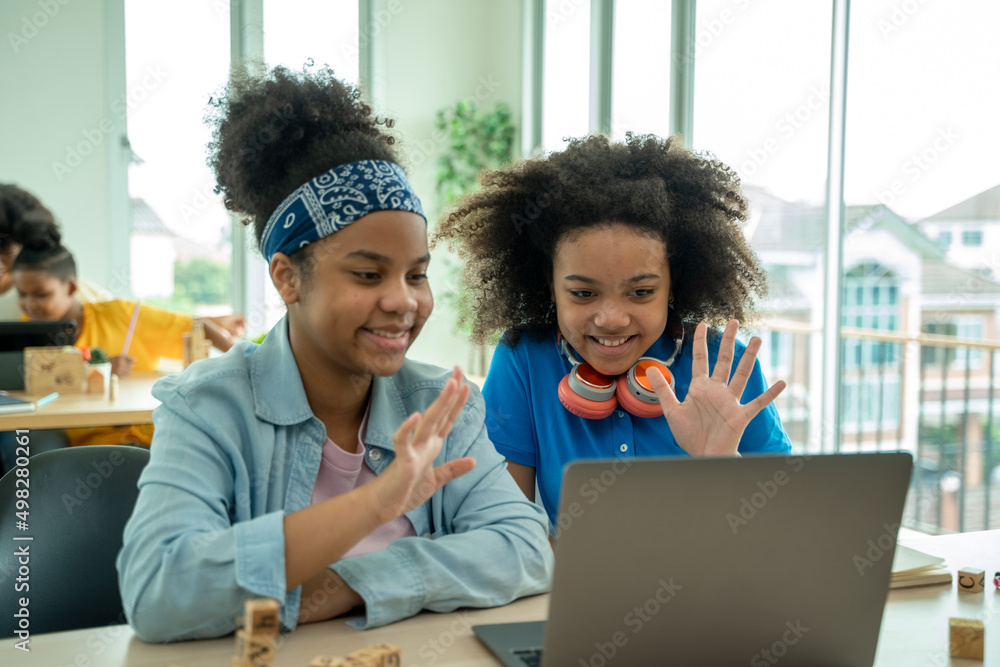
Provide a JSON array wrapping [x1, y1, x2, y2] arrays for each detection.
[[117, 318, 553, 642]]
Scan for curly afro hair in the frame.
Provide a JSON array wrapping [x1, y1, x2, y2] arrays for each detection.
[[433, 133, 770, 346], [207, 65, 398, 264], [0, 183, 58, 253]]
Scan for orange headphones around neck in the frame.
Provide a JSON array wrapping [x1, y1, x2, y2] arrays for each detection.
[[556, 315, 684, 419]]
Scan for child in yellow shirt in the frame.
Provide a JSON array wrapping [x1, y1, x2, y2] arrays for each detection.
[[11, 223, 242, 446]]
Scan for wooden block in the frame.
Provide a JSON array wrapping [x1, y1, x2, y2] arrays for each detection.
[[234, 629, 275, 666], [244, 598, 280, 636], [346, 643, 401, 667], [949, 617, 984, 660], [309, 657, 346, 667], [109, 374, 119, 400], [24, 347, 84, 395], [958, 567, 986, 593], [86, 368, 104, 394], [369, 644, 401, 667]]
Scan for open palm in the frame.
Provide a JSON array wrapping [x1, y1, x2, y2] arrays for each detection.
[[372, 367, 477, 523], [647, 320, 786, 457]]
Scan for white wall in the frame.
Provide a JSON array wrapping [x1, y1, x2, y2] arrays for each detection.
[[0, 0, 120, 291], [377, 0, 523, 370]]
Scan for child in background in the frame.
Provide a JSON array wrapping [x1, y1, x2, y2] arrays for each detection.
[[11, 223, 242, 447], [434, 133, 792, 530], [0, 183, 112, 320], [116, 66, 551, 642]]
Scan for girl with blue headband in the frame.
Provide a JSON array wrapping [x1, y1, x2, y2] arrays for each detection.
[[117, 66, 552, 641], [434, 134, 792, 533]]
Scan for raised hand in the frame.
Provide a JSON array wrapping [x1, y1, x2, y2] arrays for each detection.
[[646, 320, 785, 457], [372, 367, 477, 523]]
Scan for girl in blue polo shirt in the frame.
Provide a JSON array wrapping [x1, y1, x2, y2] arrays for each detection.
[[434, 133, 791, 530], [116, 66, 552, 642]]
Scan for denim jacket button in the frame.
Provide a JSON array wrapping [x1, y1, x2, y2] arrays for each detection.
[[369, 449, 382, 461]]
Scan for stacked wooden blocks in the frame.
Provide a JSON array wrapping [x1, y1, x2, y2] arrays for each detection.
[[182, 319, 211, 368], [232, 599, 280, 667]]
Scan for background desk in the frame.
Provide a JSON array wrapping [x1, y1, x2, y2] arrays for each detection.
[[4, 530, 997, 666], [0, 372, 162, 430]]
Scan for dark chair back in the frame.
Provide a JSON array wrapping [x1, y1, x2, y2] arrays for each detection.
[[0, 444, 149, 637]]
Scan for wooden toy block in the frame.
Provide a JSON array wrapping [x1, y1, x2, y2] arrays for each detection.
[[949, 617, 984, 660], [234, 628, 275, 666], [24, 346, 84, 395], [86, 368, 104, 394], [958, 567, 986, 593], [346, 643, 401, 667], [109, 374, 119, 400], [182, 320, 210, 368], [309, 657, 346, 667], [244, 598, 280, 635]]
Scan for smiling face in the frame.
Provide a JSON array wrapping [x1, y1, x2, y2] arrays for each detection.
[[275, 209, 432, 384], [551, 223, 671, 376], [14, 269, 77, 321]]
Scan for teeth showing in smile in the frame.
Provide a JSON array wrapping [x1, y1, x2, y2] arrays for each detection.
[[595, 336, 630, 347], [370, 329, 406, 338]]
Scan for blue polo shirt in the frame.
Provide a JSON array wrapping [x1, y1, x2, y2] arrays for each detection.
[[482, 328, 792, 527]]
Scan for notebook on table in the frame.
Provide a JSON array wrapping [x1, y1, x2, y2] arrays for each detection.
[[475, 452, 913, 667]]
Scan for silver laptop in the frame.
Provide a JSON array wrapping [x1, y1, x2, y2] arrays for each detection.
[[476, 452, 912, 667]]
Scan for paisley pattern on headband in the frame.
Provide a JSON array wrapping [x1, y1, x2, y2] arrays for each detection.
[[261, 160, 425, 262]]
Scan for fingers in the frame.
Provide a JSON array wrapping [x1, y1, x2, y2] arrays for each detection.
[[711, 319, 739, 383], [435, 456, 476, 485], [742, 379, 787, 421], [393, 368, 471, 455], [646, 366, 679, 415], [691, 321, 709, 377], [727, 333, 760, 399]]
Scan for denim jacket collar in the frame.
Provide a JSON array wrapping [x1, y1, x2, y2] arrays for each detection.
[[248, 316, 407, 455]]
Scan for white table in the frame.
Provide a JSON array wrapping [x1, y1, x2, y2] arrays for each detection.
[[3, 530, 998, 666]]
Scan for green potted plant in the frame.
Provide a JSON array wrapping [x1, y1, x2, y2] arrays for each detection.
[[434, 99, 515, 375]]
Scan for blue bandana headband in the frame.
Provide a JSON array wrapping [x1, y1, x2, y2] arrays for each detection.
[[260, 159, 425, 262]]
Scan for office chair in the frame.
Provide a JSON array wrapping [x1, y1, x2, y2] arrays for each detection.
[[0, 444, 149, 638]]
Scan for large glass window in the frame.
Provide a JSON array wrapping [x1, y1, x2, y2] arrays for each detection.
[[610, 0, 671, 141], [542, 0, 591, 151], [124, 0, 232, 316], [264, 0, 359, 83]]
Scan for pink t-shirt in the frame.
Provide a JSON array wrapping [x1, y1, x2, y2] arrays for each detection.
[[310, 408, 416, 560]]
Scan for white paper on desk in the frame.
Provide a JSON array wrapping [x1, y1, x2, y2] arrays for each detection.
[[892, 545, 946, 574]]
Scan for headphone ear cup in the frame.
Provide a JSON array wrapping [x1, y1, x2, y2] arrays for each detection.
[[559, 375, 618, 419], [615, 375, 665, 418], [615, 360, 675, 418]]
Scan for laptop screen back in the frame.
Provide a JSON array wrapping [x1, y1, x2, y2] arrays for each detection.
[[542, 453, 912, 666]]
